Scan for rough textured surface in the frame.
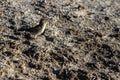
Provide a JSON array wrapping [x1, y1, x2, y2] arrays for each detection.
[[0, 0, 120, 80]]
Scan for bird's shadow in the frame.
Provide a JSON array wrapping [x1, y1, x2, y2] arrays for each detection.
[[24, 33, 34, 40], [17, 20, 30, 31]]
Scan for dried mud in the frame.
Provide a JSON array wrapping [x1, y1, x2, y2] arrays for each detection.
[[0, 0, 120, 80]]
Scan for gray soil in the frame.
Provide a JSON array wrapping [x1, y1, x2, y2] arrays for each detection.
[[0, 0, 120, 80]]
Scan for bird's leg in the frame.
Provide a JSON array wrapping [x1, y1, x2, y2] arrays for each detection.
[[33, 35, 39, 42]]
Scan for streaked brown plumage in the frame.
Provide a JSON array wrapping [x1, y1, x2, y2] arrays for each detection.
[[27, 18, 48, 38]]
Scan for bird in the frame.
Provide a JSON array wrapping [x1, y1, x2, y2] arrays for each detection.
[[26, 18, 48, 39]]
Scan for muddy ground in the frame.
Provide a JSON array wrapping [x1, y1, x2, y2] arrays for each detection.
[[0, 0, 120, 80]]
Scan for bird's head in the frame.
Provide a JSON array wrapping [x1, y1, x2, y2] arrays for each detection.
[[40, 18, 48, 24]]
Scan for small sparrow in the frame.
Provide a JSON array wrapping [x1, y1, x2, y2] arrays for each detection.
[[26, 18, 48, 39]]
